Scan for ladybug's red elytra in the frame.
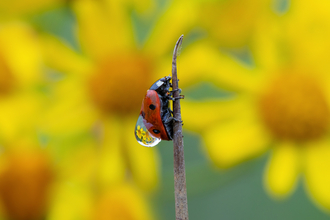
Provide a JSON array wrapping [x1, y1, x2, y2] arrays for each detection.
[[135, 76, 177, 147]]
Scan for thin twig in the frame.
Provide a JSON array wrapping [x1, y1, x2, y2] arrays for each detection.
[[172, 35, 188, 220]]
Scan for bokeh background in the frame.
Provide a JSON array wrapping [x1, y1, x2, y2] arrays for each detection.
[[0, 0, 330, 219]]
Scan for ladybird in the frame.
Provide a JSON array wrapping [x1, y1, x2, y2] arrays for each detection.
[[135, 76, 175, 147]]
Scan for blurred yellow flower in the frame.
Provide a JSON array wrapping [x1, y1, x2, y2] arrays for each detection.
[[39, 0, 187, 192], [0, 22, 44, 144], [93, 184, 153, 220], [0, 149, 54, 220], [178, 3, 330, 211], [47, 137, 153, 220], [154, 0, 272, 49], [197, 0, 271, 48], [47, 182, 94, 220], [0, 21, 52, 220], [47, 139, 96, 220], [0, 0, 65, 19]]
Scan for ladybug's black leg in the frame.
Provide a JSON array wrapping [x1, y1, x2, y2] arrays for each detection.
[[165, 116, 183, 124], [165, 117, 183, 125], [170, 88, 181, 95], [171, 87, 184, 100], [165, 89, 184, 101], [166, 95, 175, 101], [172, 95, 185, 100], [165, 95, 184, 101], [165, 89, 181, 94]]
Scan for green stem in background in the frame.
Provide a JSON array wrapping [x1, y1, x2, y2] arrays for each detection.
[[172, 35, 189, 220]]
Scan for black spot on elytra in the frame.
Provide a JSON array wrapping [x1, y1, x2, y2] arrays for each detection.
[[153, 129, 160, 134], [149, 104, 156, 110]]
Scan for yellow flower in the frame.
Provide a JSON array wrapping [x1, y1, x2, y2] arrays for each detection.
[[0, 22, 44, 144], [93, 184, 153, 220], [47, 140, 153, 220], [154, 0, 271, 49], [145, 133, 153, 143], [0, 149, 54, 220], [0, 0, 65, 19], [136, 125, 146, 140], [47, 181, 94, 220], [142, 137, 148, 145], [39, 0, 188, 191], [178, 3, 330, 211], [0, 21, 52, 219], [197, 0, 271, 48], [46, 139, 96, 220]]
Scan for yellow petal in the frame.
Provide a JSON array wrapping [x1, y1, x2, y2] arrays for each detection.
[[123, 117, 159, 191], [252, 17, 282, 71], [40, 78, 97, 137], [0, 0, 64, 18], [303, 139, 330, 210], [181, 96, 253, 133], [0, 23, 42, 86], [144, 0, 197, 58], [197, 0, 268, 48], [48, 182, 93, 220], [40, 34, 91, 76], [203, 111, 270, 168], [73, 0, 133, 60], [126, 0, 156, 15], [284, 0, 330, 71], [174, 41, 260, 93], [0, 92, 43, 143], [264, 141, 300, 198], [97, 116, 126, 188], [57, 140, 97, 183], [94, 184, 153, 220]]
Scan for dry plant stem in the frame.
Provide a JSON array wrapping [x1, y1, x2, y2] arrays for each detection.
[[172, 34, 189, 220]]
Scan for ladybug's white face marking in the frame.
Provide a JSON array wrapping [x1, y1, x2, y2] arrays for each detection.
[[156, 80, 164, 87]]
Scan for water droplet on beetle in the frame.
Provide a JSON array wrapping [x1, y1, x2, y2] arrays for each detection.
[[135, 115, 161, 147]]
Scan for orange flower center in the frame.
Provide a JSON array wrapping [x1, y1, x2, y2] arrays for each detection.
[[259, 73, 330, 141], [0, 152, 53, 220], [0, 52, 15, 96], [88, 52, 153, 115]]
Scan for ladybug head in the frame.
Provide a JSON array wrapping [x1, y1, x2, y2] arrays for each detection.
[[149, 76, 171, 96]]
